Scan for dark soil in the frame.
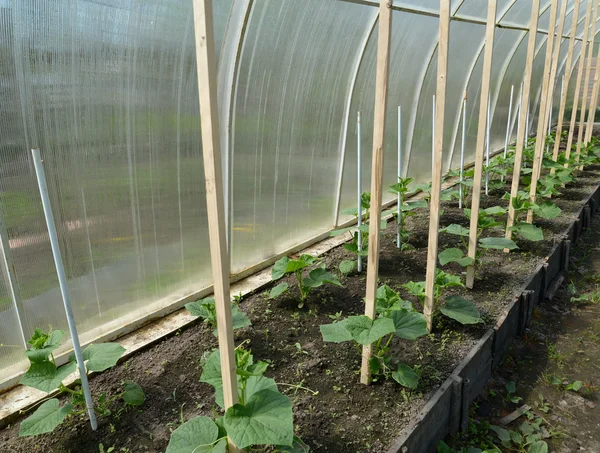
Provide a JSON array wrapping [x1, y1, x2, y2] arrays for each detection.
[[443, 208, 600, 453], [1, 151, 600, 452]]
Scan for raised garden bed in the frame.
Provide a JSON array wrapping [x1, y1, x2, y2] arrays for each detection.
[[1, 156, 600, 453]]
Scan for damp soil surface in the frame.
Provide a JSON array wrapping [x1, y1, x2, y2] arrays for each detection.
[[443, 211, 600, 453], [1, 163, 600, 453]]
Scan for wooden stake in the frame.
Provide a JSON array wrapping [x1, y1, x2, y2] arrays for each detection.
[[575, 0, 599, 166], [585, 55, 600, 145], [423, 0, 450, 332], [504, 0, 541, 245], [551, 0, 581, 172], [564, 0, 593, 167], [526, 0, 559, 224], [361, 0, 392, 386], [192, 1, 239, 450], [466, 0, 498, 290]]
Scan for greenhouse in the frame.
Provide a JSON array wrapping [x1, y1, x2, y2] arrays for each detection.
[[1, 0, 600, 451]]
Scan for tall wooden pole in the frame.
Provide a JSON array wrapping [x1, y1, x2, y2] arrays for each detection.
[[526, 0, 559, 223], [465, 0, 498, 289], [423, 0, 450, 332], [551, 0, 581, 172], [575, 0, 599, 165], [361, 0, 392, 385], [564, 0, 594, 167], [505, 0, 541, 244], [585, 56, 600, 144], [192, 1, 239, 450]]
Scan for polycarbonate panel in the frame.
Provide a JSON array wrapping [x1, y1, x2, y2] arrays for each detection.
[[501, 0, 551, 28], [454, 0, 516, 21], [230, 0, 372, 271], [0, 0, 233, 382], [338, 11, 440, 223]]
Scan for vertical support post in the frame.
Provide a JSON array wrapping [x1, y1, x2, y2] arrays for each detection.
[[525, 107, 530, 144], [361, 0, 392, 385], [31, 149, 98, 431], [504, 85, 515, 160], [0, 206, 27, 349], [551, 0, 581, 171], [527, 0, 559, 223], [192, 1, 239, 449], [432, 94, 436, 173], [585, 56, 600, 145], [547, 102, 553, 154], [459, 92, 467, 209], [81, 188, 101, 318], [357, 111, 363, 272], [424, 0, 450, 331], [465, 0, 497, 289], [505, 0, 541, 245], [564, 0, 593, 167], [397, 106, 402, 249], [485, 92, 491, 196], [575, 0, 599, 166]]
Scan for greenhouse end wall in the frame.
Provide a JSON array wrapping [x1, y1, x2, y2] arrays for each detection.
[[0, 0, 593, 386]]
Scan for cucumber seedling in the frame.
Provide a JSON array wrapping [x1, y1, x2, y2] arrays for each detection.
[[185, 296, 251, 335]]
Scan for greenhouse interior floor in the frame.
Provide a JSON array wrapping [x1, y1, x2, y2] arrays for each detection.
[[444, 214, 600, 452]]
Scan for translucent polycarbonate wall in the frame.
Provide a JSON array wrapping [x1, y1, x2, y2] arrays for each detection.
[[0, 0, 598, 384]]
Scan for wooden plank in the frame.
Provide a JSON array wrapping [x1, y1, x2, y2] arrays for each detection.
[[585, 54, 600, 145], [575, 0, 599, 165], [361, 0, 392, 385], [423, 0, 450, 332], [192, 1, 239, 450], [504, 0, 541, 245], [526, 0, 559, 223], [551, 0, 581, 173], [564, 0, 593, 167], [465, 0, 498, 289]]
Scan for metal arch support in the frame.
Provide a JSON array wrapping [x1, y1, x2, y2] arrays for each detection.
[[332, 10, 379, 226], [217, 0, 255, 247]]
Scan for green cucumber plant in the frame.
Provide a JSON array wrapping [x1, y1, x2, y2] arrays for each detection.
[[320, 285, 427, 388], [332, 191, 393, 274], [18, 328, 145, 437], [167, 345, 308, 452], [388, 177, 428, 250], [403, 269, 483, 325], [438, 207, 518, 269], [269, 254, 342, 308], [502, 191, 561, 242], [185, 297, 251, 335]]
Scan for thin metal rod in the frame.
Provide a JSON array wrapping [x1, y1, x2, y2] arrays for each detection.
[[81, 188, 101, 318], [0, 206, 27, 349], [357, 111, 363, 272], [31, 149, 98, 431], [504, 85, 515, 160], [397, 106, 402, 249], [485, 92, 491, 195], [460, 95, 466, 210]]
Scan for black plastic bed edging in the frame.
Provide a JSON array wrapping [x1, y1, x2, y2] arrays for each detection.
[[387, 183, 600, 453]]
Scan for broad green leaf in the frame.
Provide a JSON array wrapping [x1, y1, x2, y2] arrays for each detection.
[[276, 436, 311, 453], [19, 399, 73, 437], [46, 330, 65, 348], [441, 189, 460, 201], [344, 316, 395, 346], [403, 281, 426, 298], [438, 248, 474, 267], [28, 328, 51, 349], [484, 206, 506, 216], [185, 298, 214, 319], [303, 268, 342, 288], [567, 380, 583, 392], [392, 364, 419, 389], [479, 237, 519, 250], [376, 285, 413, 314], [25, 345, 60, 363], [269, 283, 289, 299], [517, 223, 544, 242], [489, 425, 511, 446], [506, 381, 516, 393], [20, 361, 77, 393], [330, 226, 355, 237], [440, 224, 470, 237], [401, 200, 428, 211], [340, 207, 359, 216], [82, 343, 126, 372], [533, 201, 561, 220], [285, 259, 308, 274], [224, 389, 294, 449], [440, 296, 482, 325], [320, 321, 352, 343], [528, 441, 548, 453], [165, 416, 224, 453], [388, 310, 428, 340], [272, 257, 290, 280], [123, 382, 145, 406], [339, 260, 356, 275]]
